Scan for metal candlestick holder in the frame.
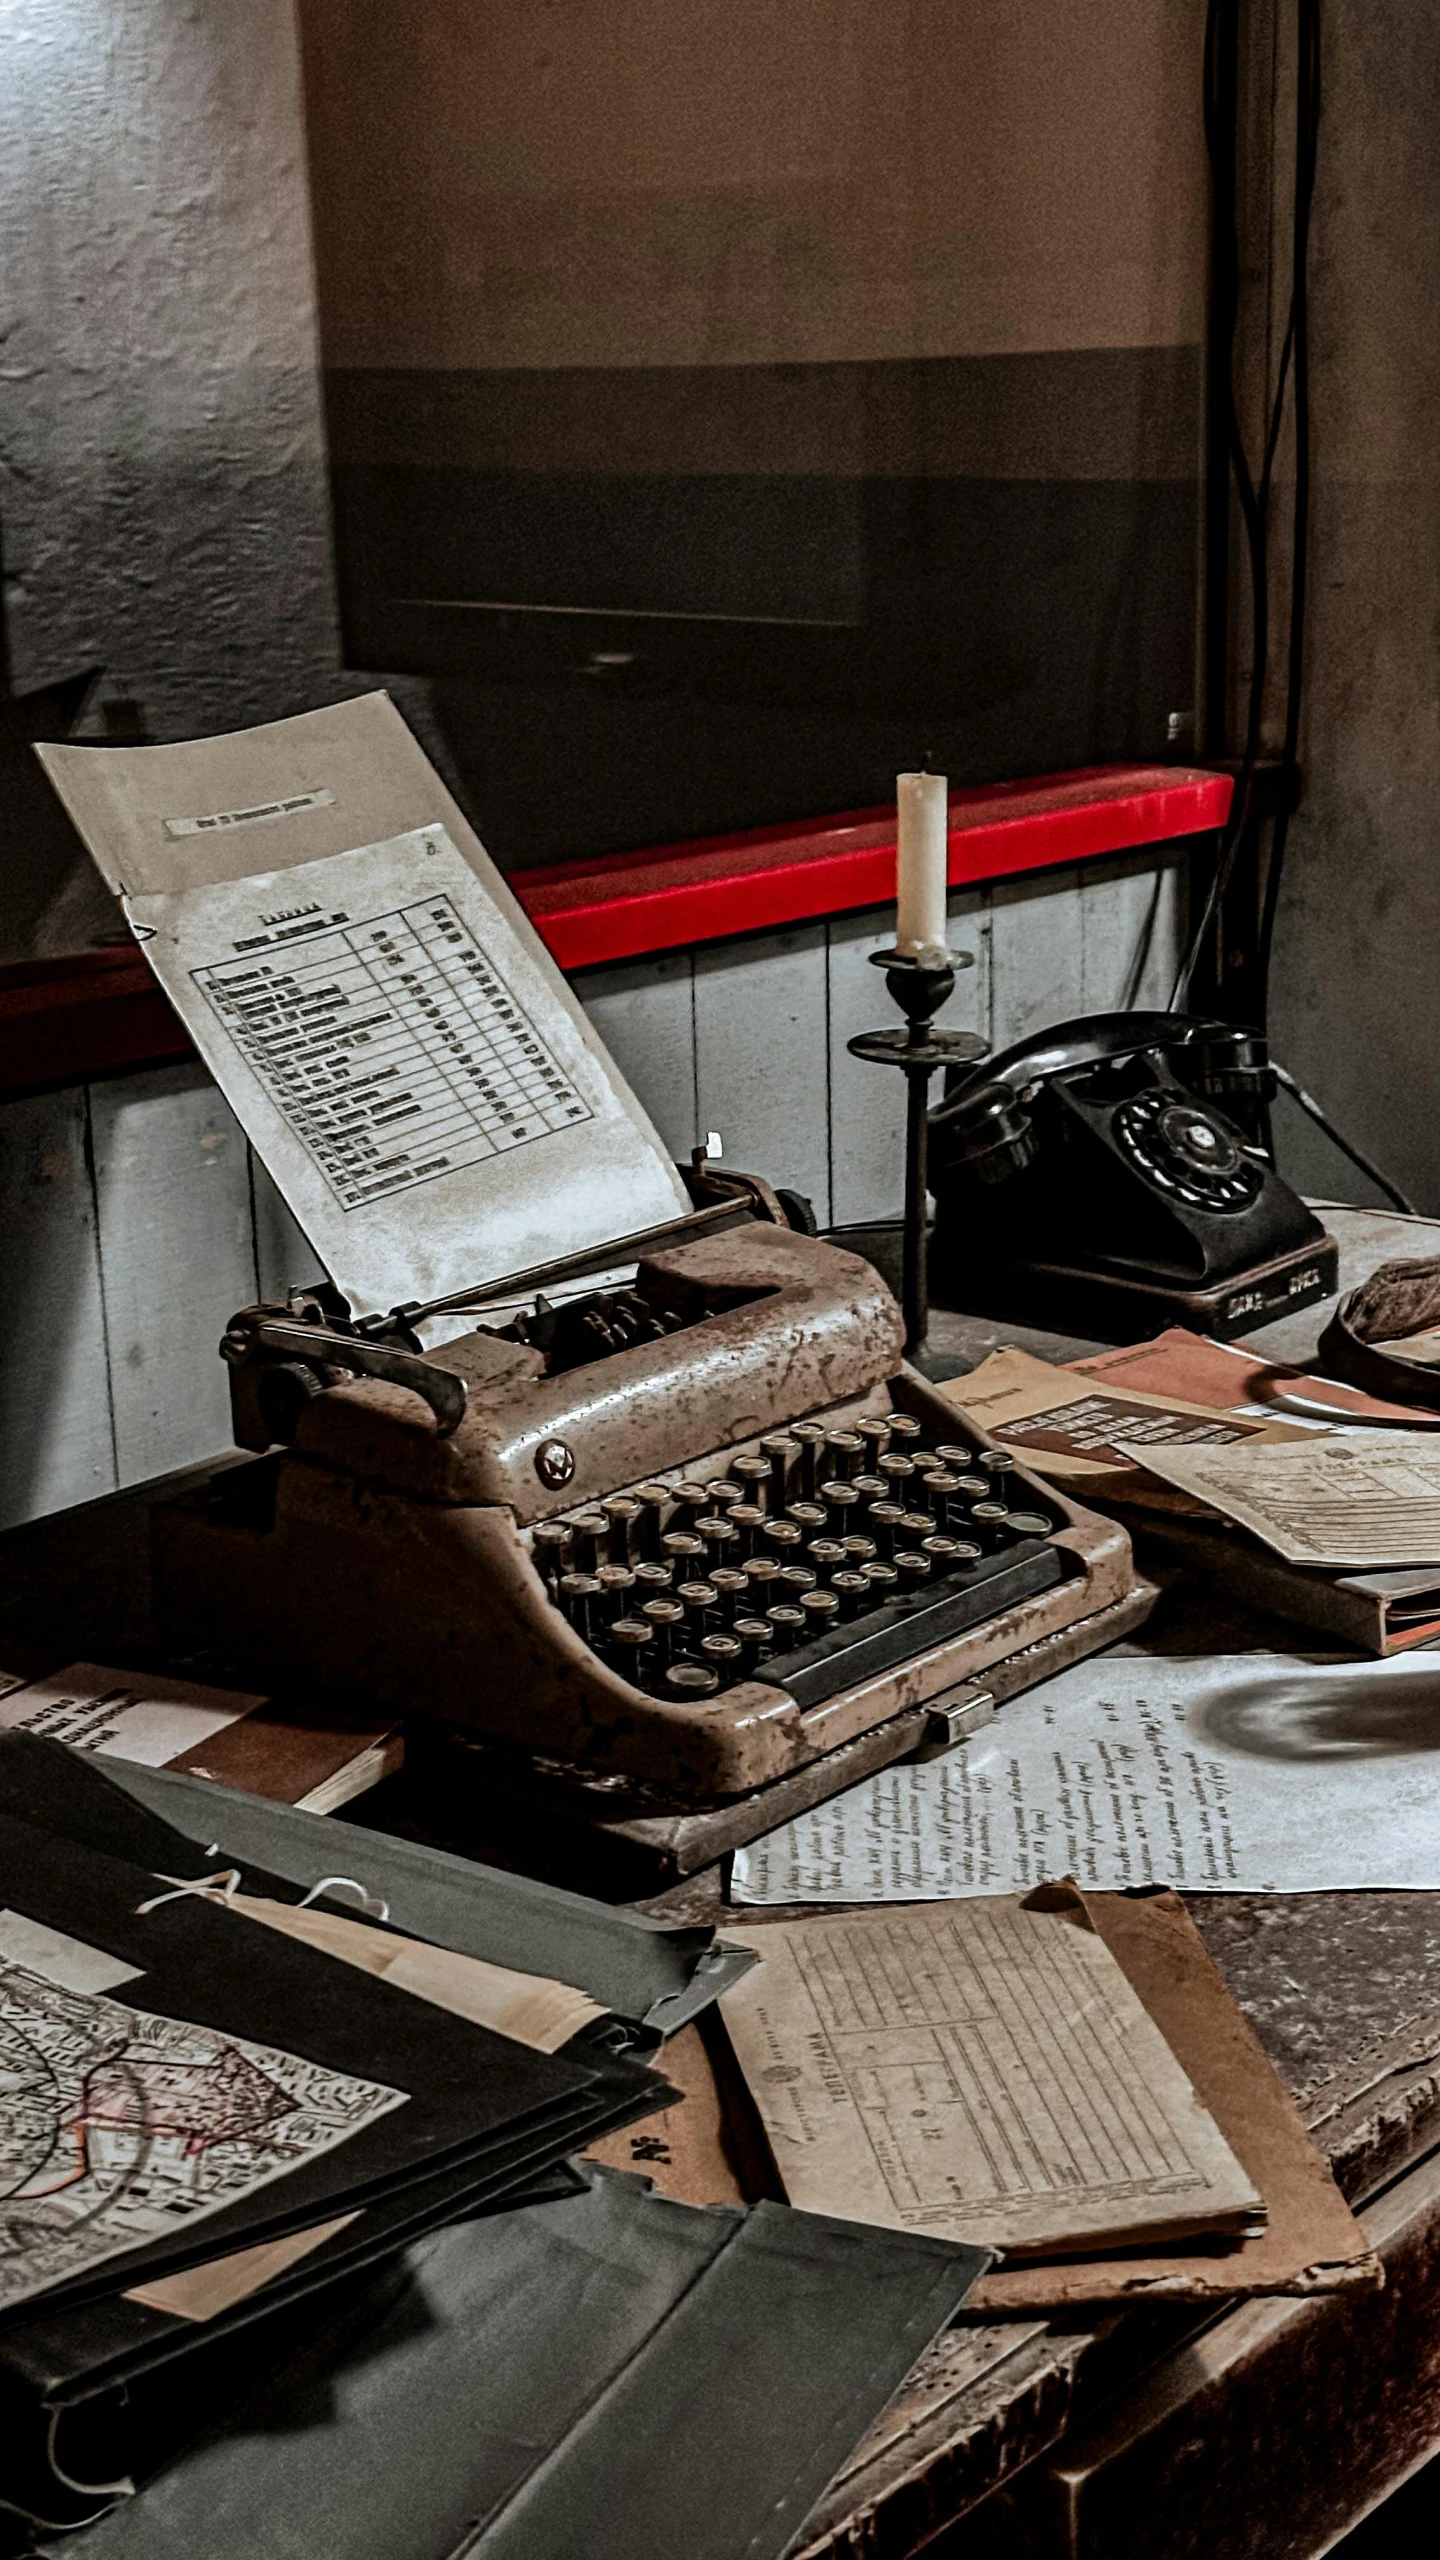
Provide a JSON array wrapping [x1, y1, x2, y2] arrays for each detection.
[[848, 948, 987, 1360]]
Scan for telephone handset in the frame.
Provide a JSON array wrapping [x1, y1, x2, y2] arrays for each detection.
[[928, 1012, 1338, 1340]]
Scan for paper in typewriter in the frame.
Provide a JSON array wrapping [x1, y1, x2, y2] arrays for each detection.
[[39, 695, 688, 1318], [720, 1901, 1263, 2255]]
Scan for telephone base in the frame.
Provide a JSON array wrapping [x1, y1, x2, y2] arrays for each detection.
[[931, 1229, 1339, 1344]]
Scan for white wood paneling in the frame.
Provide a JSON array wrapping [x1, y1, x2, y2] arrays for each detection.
[[251, 1151, 326, 1304], [0, 1088, 116, 1531], [576, 953, 697, 1164], [694, 925, 830, 1223], [827, 894, 991, 1226], [1081, 850, 1185, 1014], [89, 1064, 258, 1486], [988, 868, 1087, 1056]]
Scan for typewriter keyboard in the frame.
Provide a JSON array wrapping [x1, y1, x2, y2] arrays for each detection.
[[529, 1410, 1072, 1710]]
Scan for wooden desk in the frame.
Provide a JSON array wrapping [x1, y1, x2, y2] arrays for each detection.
[[4, 1206, 1439, 2556]]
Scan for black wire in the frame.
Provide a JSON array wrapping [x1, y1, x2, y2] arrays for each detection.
[[1272, 1064, 1416, 1214], [1256, 0, 1321, 1021], [1172, 0, 1318, 1014]]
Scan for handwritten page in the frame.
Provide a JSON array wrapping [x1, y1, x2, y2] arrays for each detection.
[[719, 1900, 1262, 2254], [731, 1650, 1440, 1902], [1112, 1431, 1440, 1566]]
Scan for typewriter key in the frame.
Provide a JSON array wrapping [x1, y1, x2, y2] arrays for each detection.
[[970, 1501, 1012, 1546], [731, 1455, 773, 1506], [760, 1433, 802, 1505], [861, 1559, 899, 1597], [725, 1503, 767, 1557], [894, 1550, 933, 1589], [765, 1603, 807, 1642], [530, 1521, 572, 1589], [695, 1513, 740, 1564], [981, 1450, 1018, 1478], [640, 1595, 685, 1659], [733, 1615, 774, 1673], [922, 1470, 962, 1526], [952, 1473, 989, 1501], [672, 1480, 714, 1523], [601, 1494, 643, 1564], [705, 1479, 745, 1508], [632, 1485, 671, 1557], [818, 1479, 861, 1529], [899, 1510, 935, 1544], [946, 1539, 983, 1564], [633, 1559, 674, 1593], [919, 1534, 961, 1568], [822, 1430, 864, 1481], [569, 1510, 609, 1573], [807, 1537, 846, 1578], [785, 1500, 827, 1538], [677, 1579, 718, 1632], [742, 1557, 783, 1602], [839, 1533, 877, 1567], [665, 1661, 720, 1698], [831, 1571, 871, 1621], [884, 1413, 925, 1443], [800, 1588, 841, 1634], [934, 1443, 974, 1472], [856, 1417, 891, 1464], [700, 1631, 744, 1677], [709, 1565, 751, 1620], [867, 1501, 907, 1558], [877, 1452, 916, 1492], [851, 1473, 888, 1507], [1006, 1509, 1057, 1537], [558, 1571, 603, 1641], [609, 1617, 654, 1671], [778, 1563, 818, 1595], [790, 1421, 828, 1497], [661, 1528, 706, 1569], [595, 1563, 637, 1619], [762, 1518, 804, 1559]]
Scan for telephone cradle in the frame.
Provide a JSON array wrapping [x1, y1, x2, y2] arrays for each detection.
[[929, 1011, 1338, 1341], [155, 1177, 1150, 1868]]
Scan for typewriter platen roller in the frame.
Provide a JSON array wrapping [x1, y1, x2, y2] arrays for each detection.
[[157, 1185, 1145, 1830]]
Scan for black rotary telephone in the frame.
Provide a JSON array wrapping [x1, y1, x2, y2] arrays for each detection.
[[928, 1012, 1338, 1339]]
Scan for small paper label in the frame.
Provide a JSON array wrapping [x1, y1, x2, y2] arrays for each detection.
[[165, 789, 335, 839], [0, 1663, 263, 1767]]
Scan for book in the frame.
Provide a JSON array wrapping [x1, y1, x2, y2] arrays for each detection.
[[0, 1663, 403, 1813]]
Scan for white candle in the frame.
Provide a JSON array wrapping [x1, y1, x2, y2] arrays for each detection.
[[894, 771, 949, 960]]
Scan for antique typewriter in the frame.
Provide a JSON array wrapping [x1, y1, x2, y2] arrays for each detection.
[[157, 1167, 1150, 1883]]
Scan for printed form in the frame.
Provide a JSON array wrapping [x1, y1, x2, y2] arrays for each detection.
[[720, 1901, 1261, 2254]]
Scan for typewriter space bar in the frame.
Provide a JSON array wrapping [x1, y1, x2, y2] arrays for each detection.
[[764, 1542, 1068, 1712]]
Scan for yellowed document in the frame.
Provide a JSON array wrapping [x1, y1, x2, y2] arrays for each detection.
[[222, 1894, 605, 2052], [1114, 1428, 1440, 1566], [720, 1899, 1264, 2256]]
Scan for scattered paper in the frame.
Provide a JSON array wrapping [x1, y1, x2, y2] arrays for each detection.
[[221, 1895, 605, 2052], [0, 1956, 405, 2313], [731, 1650, 1440, 1902], [124, 2214, 359, 2323], [939, 1346, 1309, 1510], [0, 1910, 143, 1996], [1116, 1429, 1440, 1566], [0, 1663, 264, 1769], [40, 692, 689, 1320], [1071, 1325, 1431, 1428], [719, 1897, 1262, 2254]]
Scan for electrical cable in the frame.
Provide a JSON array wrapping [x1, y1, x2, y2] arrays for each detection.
[[1171, 0, 1319, 1014], [1256, 0, 1321, 1021], [1272, 1064, 1417, 1215]]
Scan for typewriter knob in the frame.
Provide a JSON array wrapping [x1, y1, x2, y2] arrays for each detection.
[[535, 1438, 576, 1490]]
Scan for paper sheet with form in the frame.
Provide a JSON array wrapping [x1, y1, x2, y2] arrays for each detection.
[[731, 1650, 1440, 1902], [1113, 1429, 1440, 1566], [719, 1899, 1262, 2254], [38, 695, 688, 1319]]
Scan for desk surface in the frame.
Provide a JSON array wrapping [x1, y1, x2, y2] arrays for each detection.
[[3, 1205, 1439, 2559]]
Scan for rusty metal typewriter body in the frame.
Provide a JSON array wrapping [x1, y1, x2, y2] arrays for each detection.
[[157, 1176, 1143, 1834]]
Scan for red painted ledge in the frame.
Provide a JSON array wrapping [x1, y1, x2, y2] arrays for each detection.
[[512, 763, 1231, 971], [0, 764, 1228, 1099]]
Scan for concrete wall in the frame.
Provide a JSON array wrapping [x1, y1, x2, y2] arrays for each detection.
[[1253, 5, 1440, 1212]]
